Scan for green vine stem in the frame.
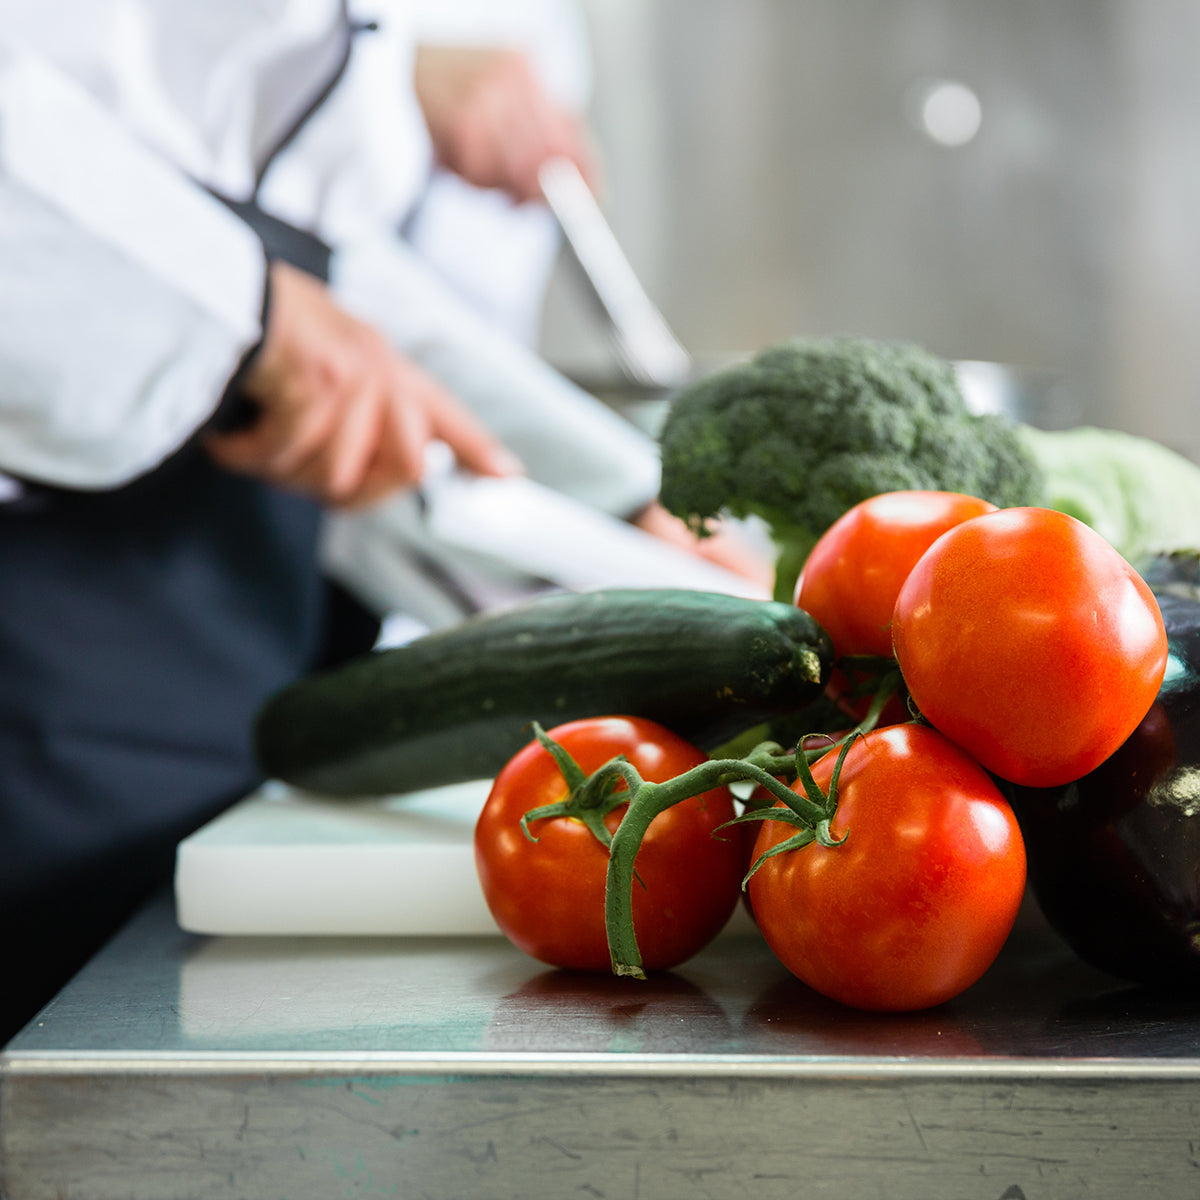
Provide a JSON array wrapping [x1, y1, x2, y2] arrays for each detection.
[[518, 653, 898, 981], [602, 739, 856, 979]]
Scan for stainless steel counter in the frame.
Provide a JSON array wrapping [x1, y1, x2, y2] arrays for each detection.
[[3, 892, 1200, 1199]]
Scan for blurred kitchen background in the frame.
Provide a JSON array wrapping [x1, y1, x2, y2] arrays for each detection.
[[539, 0, 1200, 460]]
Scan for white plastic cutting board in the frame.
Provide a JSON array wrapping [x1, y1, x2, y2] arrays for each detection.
[[174, 779, 499, 936], [175, 779, 760, 939]]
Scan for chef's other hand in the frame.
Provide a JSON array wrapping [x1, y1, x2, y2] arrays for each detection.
[[413, 44, 599, 204], [635, 501, 776, 594], [204, 261, 523, 507]]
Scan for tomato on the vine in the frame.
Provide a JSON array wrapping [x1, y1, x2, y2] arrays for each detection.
[[795, 490, 997, 660], [747, 723, 1026, 1012], [892, 506, 1168, 788], [475, 716, 743, 972]]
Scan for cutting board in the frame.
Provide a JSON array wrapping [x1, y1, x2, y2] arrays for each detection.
[[175, 780, 759, 939], [174, 779, 499, 936]]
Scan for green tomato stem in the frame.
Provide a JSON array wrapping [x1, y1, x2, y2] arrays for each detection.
[[604, 756, 825, 979], [519, 726, 860, 981]]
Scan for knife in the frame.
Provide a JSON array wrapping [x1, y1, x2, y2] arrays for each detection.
[[539, 156, 692, 392]]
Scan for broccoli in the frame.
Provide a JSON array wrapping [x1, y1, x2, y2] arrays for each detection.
[[658, 336, 1045, 600]]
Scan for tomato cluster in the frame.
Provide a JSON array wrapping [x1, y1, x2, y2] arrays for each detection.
[[799, 491, 1167, 788], [474, 493, 1169, 1014]]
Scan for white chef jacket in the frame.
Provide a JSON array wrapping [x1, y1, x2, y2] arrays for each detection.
[[0, 0, 660, 517]]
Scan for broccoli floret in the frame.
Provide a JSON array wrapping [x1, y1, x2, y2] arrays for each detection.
[[658, 336, 1045, 600]]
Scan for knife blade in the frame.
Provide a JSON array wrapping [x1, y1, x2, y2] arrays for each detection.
[[539, 156, 692, 392]]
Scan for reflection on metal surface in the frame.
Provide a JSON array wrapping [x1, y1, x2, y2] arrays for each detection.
[[12, 1050, 1200, 1080], [9, 894, 1200, 1197], [480, 967, 734, 1056], [7, 890, 1200, 1069]]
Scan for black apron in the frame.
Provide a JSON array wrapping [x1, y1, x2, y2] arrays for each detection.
[[0, 447, 381, 1038]]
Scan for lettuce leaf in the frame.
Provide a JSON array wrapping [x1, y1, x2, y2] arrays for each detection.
[[1021, 424, 1200, 564]]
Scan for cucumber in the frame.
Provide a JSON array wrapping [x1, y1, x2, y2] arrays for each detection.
[[254, 587, 833, 797]]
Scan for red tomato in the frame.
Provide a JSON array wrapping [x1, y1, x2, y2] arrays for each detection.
[[475, 716, 743, 972], [892, 507, 1168, 788], [796, 490, 998, 660], [747, 724, 1026, 1011]]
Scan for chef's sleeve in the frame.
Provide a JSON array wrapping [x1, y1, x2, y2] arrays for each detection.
[[0, 41, 267, 491]]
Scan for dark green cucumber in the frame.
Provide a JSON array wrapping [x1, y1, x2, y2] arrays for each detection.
[[254, 587, 833, 796]]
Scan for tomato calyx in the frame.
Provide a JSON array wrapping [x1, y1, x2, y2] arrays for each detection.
[[518, 723, 643, 851], [723, 733, 858, 885]]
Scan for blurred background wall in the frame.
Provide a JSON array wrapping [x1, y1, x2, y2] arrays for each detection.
[[541, 0, 1200, 459]]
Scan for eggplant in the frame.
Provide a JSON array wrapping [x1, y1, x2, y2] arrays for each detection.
[[1008, 550, 1200, 985]]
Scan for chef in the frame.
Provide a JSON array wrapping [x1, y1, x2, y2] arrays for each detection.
[[0, 0, 743, 1040]]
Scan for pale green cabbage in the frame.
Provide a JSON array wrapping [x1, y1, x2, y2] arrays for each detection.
[[1020, 424, 1200, 565]]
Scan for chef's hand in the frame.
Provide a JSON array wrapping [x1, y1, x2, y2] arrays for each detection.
[[204, 261, 523, 507], [635, 502, 776, 594], [413, 44, 599, 203]]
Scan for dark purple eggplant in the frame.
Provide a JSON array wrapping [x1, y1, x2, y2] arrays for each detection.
[[1008, 550, 1200, 985]]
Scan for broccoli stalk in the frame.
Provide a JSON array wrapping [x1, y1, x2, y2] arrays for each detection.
[[658, 336, 1045, 601]]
